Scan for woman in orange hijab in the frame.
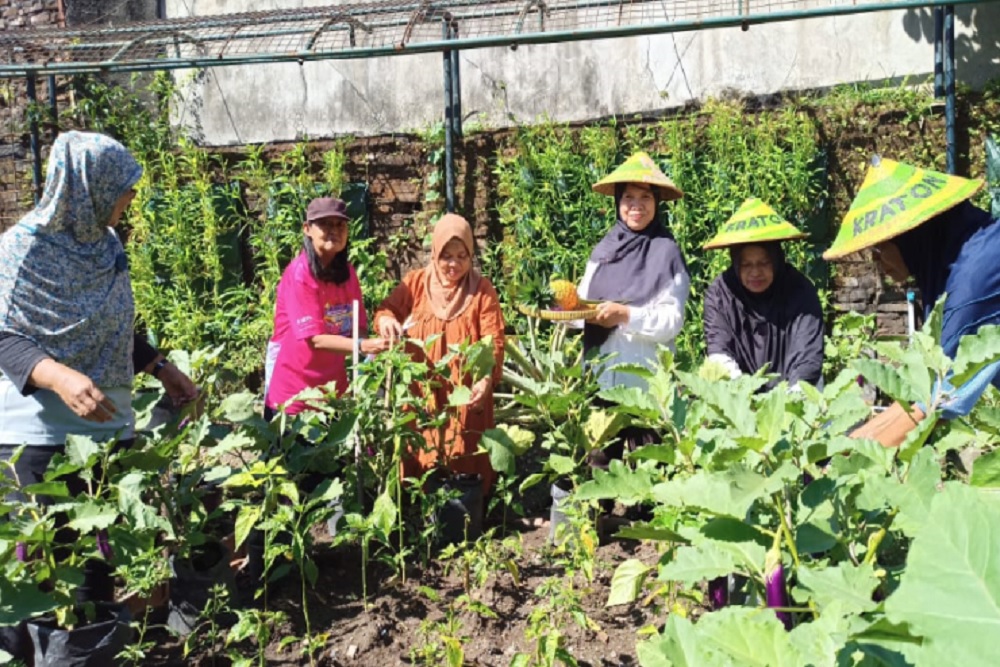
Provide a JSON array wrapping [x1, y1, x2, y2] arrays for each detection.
[[375, 214, 505, 494]]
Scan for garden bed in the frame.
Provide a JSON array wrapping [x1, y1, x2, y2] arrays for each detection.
[[143, 512, 663, 667]]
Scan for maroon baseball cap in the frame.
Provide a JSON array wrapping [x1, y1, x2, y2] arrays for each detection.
[[306, 197, 349, 221]]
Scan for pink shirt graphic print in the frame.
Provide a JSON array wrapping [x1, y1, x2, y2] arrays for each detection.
[[265, 252, 366, 414]]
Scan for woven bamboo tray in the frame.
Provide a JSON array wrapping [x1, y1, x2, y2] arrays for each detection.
[[516, 300, 600, 321]]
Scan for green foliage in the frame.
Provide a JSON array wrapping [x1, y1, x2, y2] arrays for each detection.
[[66, 75, 386, 386], [491, 101, 829, 364]]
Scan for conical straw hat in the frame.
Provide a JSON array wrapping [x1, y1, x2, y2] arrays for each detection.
[[823, 156, 984, 260], [702, 198, 808, 250], [591, 152, 683, 200]]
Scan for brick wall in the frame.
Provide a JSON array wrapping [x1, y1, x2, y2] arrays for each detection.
[[0, 0, 62, 228]]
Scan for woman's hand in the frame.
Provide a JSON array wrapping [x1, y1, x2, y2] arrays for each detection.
[[51, 365, 117, 422], [360, 337, 392, 355], [378, 316, 404, 343], [593, 302, 630, 328], [468, 377, 491, 411], [157, 361, 200, 408], [850, 402, 925, 448]]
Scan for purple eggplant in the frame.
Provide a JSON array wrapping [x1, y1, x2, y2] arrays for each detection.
[[764, 547, 792, 630], [15, 542, 28, 562], [96, 529, 114, 562], [708, 576, 729, 610]]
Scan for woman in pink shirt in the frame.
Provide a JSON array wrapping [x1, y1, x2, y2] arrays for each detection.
[[264, 197, 389, 418]]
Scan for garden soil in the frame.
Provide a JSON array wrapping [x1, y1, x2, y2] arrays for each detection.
[[143, 509, 665, 667]]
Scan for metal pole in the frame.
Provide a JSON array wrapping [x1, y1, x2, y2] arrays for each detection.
[[944, 4, 956, 174], [442, 22, 455, 213], [47, 74, 59, 137], [450, 23, 462, 139], [26, 75, 43, 204], [933, 7, 943, 97]]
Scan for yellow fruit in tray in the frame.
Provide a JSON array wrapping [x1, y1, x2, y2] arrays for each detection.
[[550, 279, 580, 311]]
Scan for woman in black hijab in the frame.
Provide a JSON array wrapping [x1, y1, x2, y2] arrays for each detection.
[[702, 200, 823, 389], [581, 152, 691, 467]]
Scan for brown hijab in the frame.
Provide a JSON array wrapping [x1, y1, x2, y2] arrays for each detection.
[[426, 213, 482, 321]]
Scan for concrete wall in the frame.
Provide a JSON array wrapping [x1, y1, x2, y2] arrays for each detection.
[[166, 0, 1000, 145]]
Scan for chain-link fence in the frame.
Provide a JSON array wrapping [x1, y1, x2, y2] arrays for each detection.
[[2, 0, 986, 76]]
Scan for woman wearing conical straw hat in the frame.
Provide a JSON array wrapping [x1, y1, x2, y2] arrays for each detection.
[[701, 198, 824, 390], [581, 152, 690, 468], [823, 156, 1000, 447]]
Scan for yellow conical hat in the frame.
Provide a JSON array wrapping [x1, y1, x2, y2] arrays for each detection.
[[823, 156, 984, 260], [702, 198, 808, 250], [591, 152, 683, 200]]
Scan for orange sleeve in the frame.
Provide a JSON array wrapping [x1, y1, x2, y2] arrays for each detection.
[[374, 270, 418, 334], [478, 279, 506, 386]]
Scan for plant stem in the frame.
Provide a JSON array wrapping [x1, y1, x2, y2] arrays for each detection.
[[773, 494, 802, 572]]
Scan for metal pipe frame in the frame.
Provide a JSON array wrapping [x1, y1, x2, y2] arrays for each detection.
[[25, 75, 42, 204], [933, 6, 943, 97], [443, 20, 456, 212], [944, 4, 956, 174], [0, 0, 990, 77]]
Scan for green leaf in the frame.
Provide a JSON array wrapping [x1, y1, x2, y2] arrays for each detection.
[[480, 428, 517, 476], [447, 385, 472, 407], [896, 412, 938, 464], [970, 449, 1000, 488], [68, 501, 120, 532], [607, 558, 652, 606], [699, 517, 769, 546], [585, 409, 628, 447], [629, 444, 676, 464], [234, 505, 262, 549], [615, 524, 689, 544], [0, 579, 59, 624], [852, 359, 922, 405], [891, 447, 942, 536], [846, 618, 923, 666], [788, 611, 855, 667], [951, 325, 1000, 386], [598, 386, 660, 417], [637, 615, 710, 667], [22, 481, 70, 498], [660, 539, 765, 584], [754, 389, 787, 452], [370, 491, 397, 537], [575, 460, 653, 505], [65, 435, 102, 468], [498, 424, 535, 455], [795, 562, 880, 616], [546, 454, 576, 477], [220, 391, 257, 422], [885, 483, 1000, 667], [697, 607, 806, 667], [652, 465, 795, 519]]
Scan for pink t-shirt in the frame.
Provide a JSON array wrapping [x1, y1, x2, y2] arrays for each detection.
[[265, 252, 367, 414]]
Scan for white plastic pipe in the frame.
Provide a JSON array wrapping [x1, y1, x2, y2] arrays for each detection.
[[906, 290, 916, 341]]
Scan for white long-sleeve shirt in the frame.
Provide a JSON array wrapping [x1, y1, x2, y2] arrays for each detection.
[[575, 260, 690, 391]]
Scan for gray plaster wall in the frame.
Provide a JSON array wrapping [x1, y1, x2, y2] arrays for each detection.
[[165, 1, 1000, 145]]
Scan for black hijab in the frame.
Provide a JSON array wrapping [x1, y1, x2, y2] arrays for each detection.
[[304, 235, 350, 285], [703, 242, 823, 388], [893, 201, 999, 355], [583, 183, 688, 351]]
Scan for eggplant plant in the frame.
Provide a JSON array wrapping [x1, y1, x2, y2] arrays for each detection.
[[567, 300, 1000, 667]]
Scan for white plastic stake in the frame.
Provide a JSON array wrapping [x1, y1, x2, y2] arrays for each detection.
[[906, 290, 916, 341], [352, 299, 362, 502]]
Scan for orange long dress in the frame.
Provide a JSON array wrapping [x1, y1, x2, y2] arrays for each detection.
[[375, 267, 505, 495]]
